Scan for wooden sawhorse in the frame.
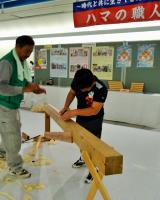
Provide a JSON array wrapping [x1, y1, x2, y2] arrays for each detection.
[[44, 104, 123, 200]]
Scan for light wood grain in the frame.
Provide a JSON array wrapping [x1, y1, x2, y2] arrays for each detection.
[[44, 104, 123, 176]]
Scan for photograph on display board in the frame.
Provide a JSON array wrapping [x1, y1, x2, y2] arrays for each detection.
[[50, 48, 68, 78], [137, 44, 155, 68], [35, 48, 47, 70], [116, 45, 132, 68], [91, 46, 114, 80], [69, 47, 90, 78]]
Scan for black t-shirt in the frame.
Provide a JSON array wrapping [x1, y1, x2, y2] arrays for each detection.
[[71, 76, 108, 121]]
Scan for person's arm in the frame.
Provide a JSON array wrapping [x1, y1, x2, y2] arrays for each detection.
[[0, 60, 46, 95], [61, 84, 108, 121], [0, 60, 23, 96], [23, 82, 46, 94], [61, 101, 103, 121], [59, 89, 76, 115]]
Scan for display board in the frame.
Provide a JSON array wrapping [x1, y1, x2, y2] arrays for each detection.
[[91, 46, 114, 80], [50, 48, 68, 78], [34, 41, 160, 93], [69, 47, 90, 78]]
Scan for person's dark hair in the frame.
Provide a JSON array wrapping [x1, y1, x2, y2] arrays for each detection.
[[74, 68, 95, 89], [16, 35, 34, 47]]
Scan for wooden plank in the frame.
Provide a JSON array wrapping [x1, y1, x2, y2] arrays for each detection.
[[86, 171, 103, 200], [32, 135, 43, 162], [44, 131, 73, 143], [44, 104, 123, 176]]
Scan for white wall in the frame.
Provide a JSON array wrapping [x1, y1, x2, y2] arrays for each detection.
[[0, 40, 15, 57], [22, 86, 160, 129], [0, 13, 72, 38], [0, 11, 159, 56], [0, 12, 159, 38]]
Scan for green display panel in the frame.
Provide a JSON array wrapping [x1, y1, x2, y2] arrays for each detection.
[[34, 41, 160, 93]]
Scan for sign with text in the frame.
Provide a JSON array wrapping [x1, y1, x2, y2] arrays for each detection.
[[91, 46, 114, 80], [50, 48, 68, 78], [69, 47, 90, 78], [73, 0, 160, 27]]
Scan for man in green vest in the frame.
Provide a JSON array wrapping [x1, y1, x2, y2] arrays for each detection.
[[0, 35, 46, 178]]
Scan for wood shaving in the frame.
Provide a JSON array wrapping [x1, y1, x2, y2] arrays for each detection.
[[0, 160, 7, 171], [23, 183, 45, 192], [23, 152, 52, 166], [0, 192, 15, 200], [23, 194, 32, 200], [32, 157, 52, 166], [47, 139, 56, 145], [31, 104, 45, 113], [23, 145, 52, 166], [2, 176, 16, 184]]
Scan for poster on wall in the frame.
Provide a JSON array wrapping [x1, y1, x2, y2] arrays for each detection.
[[137, 44, 155, 68], [35, 48, 47, 70], [116, 45, 132, 68], [91, 46, 114, 80], [50, 48, 68, 78], [69, 47, 90, 78]]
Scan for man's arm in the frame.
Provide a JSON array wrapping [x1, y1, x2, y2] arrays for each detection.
[[59, 89, 76, 115], [0, 60, 23, 96], [0, 60, 46, 95], [23, 82, 46, 94]]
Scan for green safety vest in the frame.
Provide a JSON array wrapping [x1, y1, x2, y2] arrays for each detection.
[[0, 51, 27, 109]]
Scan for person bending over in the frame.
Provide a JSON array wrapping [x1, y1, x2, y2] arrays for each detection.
[[60, 68, 108, 183]]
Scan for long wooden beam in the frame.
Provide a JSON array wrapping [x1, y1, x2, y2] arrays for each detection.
[[44, 104, 123, 176]]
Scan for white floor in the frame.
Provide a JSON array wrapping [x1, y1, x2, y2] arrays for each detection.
[[0, 110, 160, 200]]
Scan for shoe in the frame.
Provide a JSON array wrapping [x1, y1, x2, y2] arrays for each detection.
[[72, 158, 85, 168], [9, 168, 31, 179], [84, 173, 93, 184]]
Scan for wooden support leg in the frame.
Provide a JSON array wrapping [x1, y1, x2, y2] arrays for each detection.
[[32, 135, 42, 162], [45, 113, 50, 132], [82, 151, 111, 200], [44, 131, 73, 143], [86, 172, 103, 200]]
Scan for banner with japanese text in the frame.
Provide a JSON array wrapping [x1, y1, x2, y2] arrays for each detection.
[[50, 48, 68, 78], [73, 0, 160, 27], [91, 46, 114, 80], [116, 45, 132, 67], [137, 44, 155, 67], [69, 47, 90, 78], [35, 48, 47, 70]]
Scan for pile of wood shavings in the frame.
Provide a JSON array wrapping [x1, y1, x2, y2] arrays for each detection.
[[0, 160, 7, 171], [23, 183, 45, 191], [23, 144, 53, 166], [0, 192, 15, 200], [30, 104, 45, 113], [47, 139, 56, 145], [23, 194, 32, 200]]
